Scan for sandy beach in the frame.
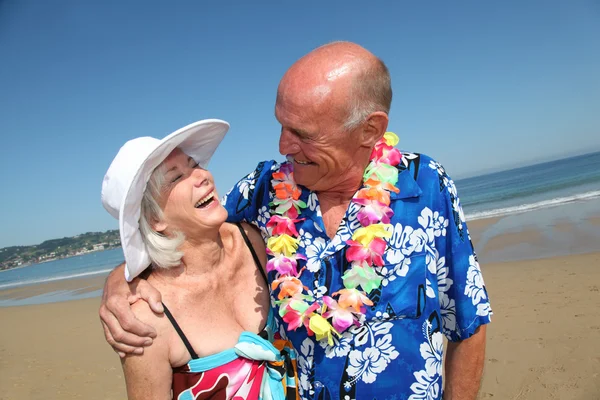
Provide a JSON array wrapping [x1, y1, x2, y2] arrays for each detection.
[[1, 212, 600, 399]]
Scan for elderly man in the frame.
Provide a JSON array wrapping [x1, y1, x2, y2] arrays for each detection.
[[101, 42, 491, 399]]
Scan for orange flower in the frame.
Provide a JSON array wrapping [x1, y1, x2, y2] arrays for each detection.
[[356, 186, 391, 205], [272, 275, 306, 300]]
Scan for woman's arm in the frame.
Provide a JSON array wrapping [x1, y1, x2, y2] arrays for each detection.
[[120, 301, 173, 400]]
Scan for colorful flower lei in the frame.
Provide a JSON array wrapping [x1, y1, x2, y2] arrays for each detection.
[[266, 132, 402, 345]]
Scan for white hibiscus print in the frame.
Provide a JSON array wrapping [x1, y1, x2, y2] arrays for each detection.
[[443, 176, 457, 198], [420, 331, 443, 377], [304, 236, 327, 273], [308, 283, 327, 300], [464, 255, 487, 305], [378, 256, 412, 286], [298, 338, 315, 397], [409, 370, 441, 400], [347, 347, 388, 384], [220, 189, 231, 206], [374, 310, 391, 320], [329, 202, 361, 251], [375, 334, 400, 364], [409, 322, 443, 399], [387, 223, 427, 258], [476, 302, 492, 317], [425, 250, 437, 274], [418, 207, 448, 243], [425, 278, 435, 299], [435, 256, 452, 294], [387, 223, 412, 255], [404, 228, 428, 255], [439, 293, 457, 334], [319, 331, 353, 358], [237, 171, 256, 199], [257, 205, 270, 225], [298, 229, 313, 249], [307, 192, 318, 212], [428, 160, 445, 176]]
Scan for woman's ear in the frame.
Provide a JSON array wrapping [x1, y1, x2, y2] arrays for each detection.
[[152, 220, 168, 233], [361, 111, 389, 148]]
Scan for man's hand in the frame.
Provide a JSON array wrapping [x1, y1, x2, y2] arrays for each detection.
[[99, 263, 164, 357], [444, 325, 487, 400]]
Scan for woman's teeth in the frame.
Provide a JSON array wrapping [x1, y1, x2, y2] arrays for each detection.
[[195, 191, 215, 208], [294, 159, 310, 165]]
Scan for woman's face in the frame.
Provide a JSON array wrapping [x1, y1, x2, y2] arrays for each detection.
[[153, 148, 227, 237]]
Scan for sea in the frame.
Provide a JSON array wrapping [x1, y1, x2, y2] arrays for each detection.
[[1, 151, 599, 306]]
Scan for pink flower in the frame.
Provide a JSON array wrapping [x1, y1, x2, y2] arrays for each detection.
[[282, 299, 320, 332], [267, 215, 302, 237], [322, 296, 360, 332], [346, 238, 387, 267], [371, 142, 402, 166], [353, 198, 394, 226], [265, 254, 306, 276]]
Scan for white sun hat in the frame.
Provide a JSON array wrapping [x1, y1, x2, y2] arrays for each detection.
[[101, 119, 229, 281]]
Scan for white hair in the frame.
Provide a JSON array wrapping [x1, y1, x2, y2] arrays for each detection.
[[342, 57, 392, 131], [139, 162, 185, 269]]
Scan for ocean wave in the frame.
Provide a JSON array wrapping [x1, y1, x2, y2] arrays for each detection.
[[0, 268, 113, 290], [465, 190, 600, 220]]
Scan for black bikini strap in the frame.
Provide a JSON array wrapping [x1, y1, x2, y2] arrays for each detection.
[[236, 223, 268, 286], [162, 302, 199, 359]]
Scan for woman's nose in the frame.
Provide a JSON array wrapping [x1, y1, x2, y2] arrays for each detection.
[[194, 178, 208, 188], [192, 170, 208, 188]]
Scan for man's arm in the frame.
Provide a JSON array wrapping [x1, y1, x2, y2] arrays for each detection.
[[99, 263, 164, 357], [120, 302, 173, 400], [444, 325, 486, 400], [423, 157, 491, 399]]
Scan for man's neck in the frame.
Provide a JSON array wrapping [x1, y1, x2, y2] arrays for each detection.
[[313, 158, 369, 238], [316, 181, 362, 239]]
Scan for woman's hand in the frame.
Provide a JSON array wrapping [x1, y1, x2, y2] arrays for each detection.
[[98, 263, 164, 357]]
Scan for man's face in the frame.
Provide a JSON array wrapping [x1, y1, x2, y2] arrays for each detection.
[[275, 89, 364, 192]]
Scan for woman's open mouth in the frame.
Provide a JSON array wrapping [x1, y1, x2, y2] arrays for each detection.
[[194, 191, 216, 209]]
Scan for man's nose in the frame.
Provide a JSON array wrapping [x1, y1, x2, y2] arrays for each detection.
[[279, 129, 300, 155]]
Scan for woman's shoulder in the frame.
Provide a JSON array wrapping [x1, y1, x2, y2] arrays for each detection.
[[224, 222, 267, 266], [130, 296, 166, 328]]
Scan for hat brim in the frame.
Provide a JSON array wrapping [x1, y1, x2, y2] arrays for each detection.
[[119, 119, 229, 281]]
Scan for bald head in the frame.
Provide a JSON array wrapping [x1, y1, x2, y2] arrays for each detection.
[[278, 41, 392, 131]]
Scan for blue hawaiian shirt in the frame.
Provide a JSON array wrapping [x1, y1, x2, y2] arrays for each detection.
[[222, 152, 492, 400]]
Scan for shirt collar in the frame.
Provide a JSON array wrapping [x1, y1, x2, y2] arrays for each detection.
[[390, 166, 422, 200]]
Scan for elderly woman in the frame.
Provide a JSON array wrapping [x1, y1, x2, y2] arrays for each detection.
[[101, 119, 297, 400]]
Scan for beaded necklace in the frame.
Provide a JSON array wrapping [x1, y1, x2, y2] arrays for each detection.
[[266, 132, 402, 345]]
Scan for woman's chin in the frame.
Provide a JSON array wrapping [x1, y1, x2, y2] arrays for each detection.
[[192, 204, 228, 229]]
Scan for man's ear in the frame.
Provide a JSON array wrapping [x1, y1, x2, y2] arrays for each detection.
[[361, 111, 389, 148]]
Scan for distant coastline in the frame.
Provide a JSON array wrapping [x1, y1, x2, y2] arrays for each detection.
[[0, 230, 121, 272]]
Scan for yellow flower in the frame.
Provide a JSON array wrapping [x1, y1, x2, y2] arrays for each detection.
[[352, 223, 392, 247], [383, 131, 399, 146], [309, 314, 339, 346], [267, 234, 299, 257]]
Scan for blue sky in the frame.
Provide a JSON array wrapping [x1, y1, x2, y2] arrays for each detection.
[[1, 1, 599, 248]]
